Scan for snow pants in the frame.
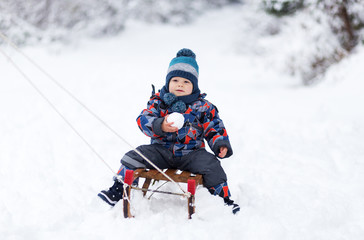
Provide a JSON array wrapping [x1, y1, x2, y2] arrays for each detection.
[[120, 144, 227, 189]]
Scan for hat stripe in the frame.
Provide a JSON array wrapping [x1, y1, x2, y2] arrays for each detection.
[[167, 63, 199, 79], [168, 56, 199, 73], [166, 71, 198, 89]]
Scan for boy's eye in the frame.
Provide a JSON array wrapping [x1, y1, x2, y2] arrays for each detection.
[[184, 81, 190, 84]]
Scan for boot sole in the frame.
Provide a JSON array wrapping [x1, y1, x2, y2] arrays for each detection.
[[97, 192, 117, 206]]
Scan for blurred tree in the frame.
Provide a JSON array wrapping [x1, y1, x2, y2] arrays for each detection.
[[303, 0, 363, 84], [0, 0, 241, 46], [318, 0, 360, 52], [261, 0, 364, 85], [263, 0, 363, 50], [263, 0, 305, 16]]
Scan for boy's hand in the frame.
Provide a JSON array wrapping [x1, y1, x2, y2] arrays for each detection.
[[161, 116, 179, 133], [219, 146, 228, 158]]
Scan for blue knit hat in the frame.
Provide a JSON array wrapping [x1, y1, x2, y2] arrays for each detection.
[[160, 48, 201, 107], [166, 48, 199, 92]]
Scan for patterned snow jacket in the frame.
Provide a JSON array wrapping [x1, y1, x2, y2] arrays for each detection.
[[136, 92, 233, 158]]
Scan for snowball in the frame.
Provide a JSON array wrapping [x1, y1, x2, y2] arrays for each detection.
[[167, 112, 185, 130]]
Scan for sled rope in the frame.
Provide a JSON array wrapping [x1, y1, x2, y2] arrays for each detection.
[[0, 46, 117, 175], [0, 31, 188, 197]]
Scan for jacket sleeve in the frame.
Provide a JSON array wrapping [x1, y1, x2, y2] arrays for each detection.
[[203, 103, 233, 158], [136, 96, 166, 138]]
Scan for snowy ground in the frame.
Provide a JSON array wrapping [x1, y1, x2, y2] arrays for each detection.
[[1, 3, 364, 240]]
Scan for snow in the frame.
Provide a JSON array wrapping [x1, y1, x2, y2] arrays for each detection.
[[167, 113, 184, 130], [1, 3, 364, 240]]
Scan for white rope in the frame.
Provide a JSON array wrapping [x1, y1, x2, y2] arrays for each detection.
[[0, 31, 188, 196], [123, 184, 136, 214], [0, 46, 117, 175]]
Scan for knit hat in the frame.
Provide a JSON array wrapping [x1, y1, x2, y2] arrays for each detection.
[[160, 49, 201, 109], [166, 48, 199, 92]]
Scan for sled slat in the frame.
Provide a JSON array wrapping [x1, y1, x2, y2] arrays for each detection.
[[134, 168, 203, 185], [165, 169, 178, 175]]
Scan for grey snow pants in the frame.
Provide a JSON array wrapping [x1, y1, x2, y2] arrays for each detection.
[[120, 144, 227, 188]]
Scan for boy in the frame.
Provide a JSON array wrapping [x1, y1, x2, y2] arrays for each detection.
[[98, 48, 240, 214]]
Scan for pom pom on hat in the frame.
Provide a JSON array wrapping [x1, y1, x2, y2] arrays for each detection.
[[176, 48, 196, 59]]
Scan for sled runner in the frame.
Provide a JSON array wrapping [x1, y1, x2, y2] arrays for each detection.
[[122, 169, 203, 219]]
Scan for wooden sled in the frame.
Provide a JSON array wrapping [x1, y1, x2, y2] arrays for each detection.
[[122, 168, 203, 219]]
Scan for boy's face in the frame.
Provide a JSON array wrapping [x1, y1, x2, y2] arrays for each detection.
[[169, 77, 193, 96]]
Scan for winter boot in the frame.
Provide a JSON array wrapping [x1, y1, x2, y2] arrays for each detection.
[[98, 180, 124, 206], [208, 182, 240, 214], [224, 197, 240, 214]]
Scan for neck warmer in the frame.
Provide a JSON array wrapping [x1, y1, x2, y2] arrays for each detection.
[[160, 86, 201, 113]]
